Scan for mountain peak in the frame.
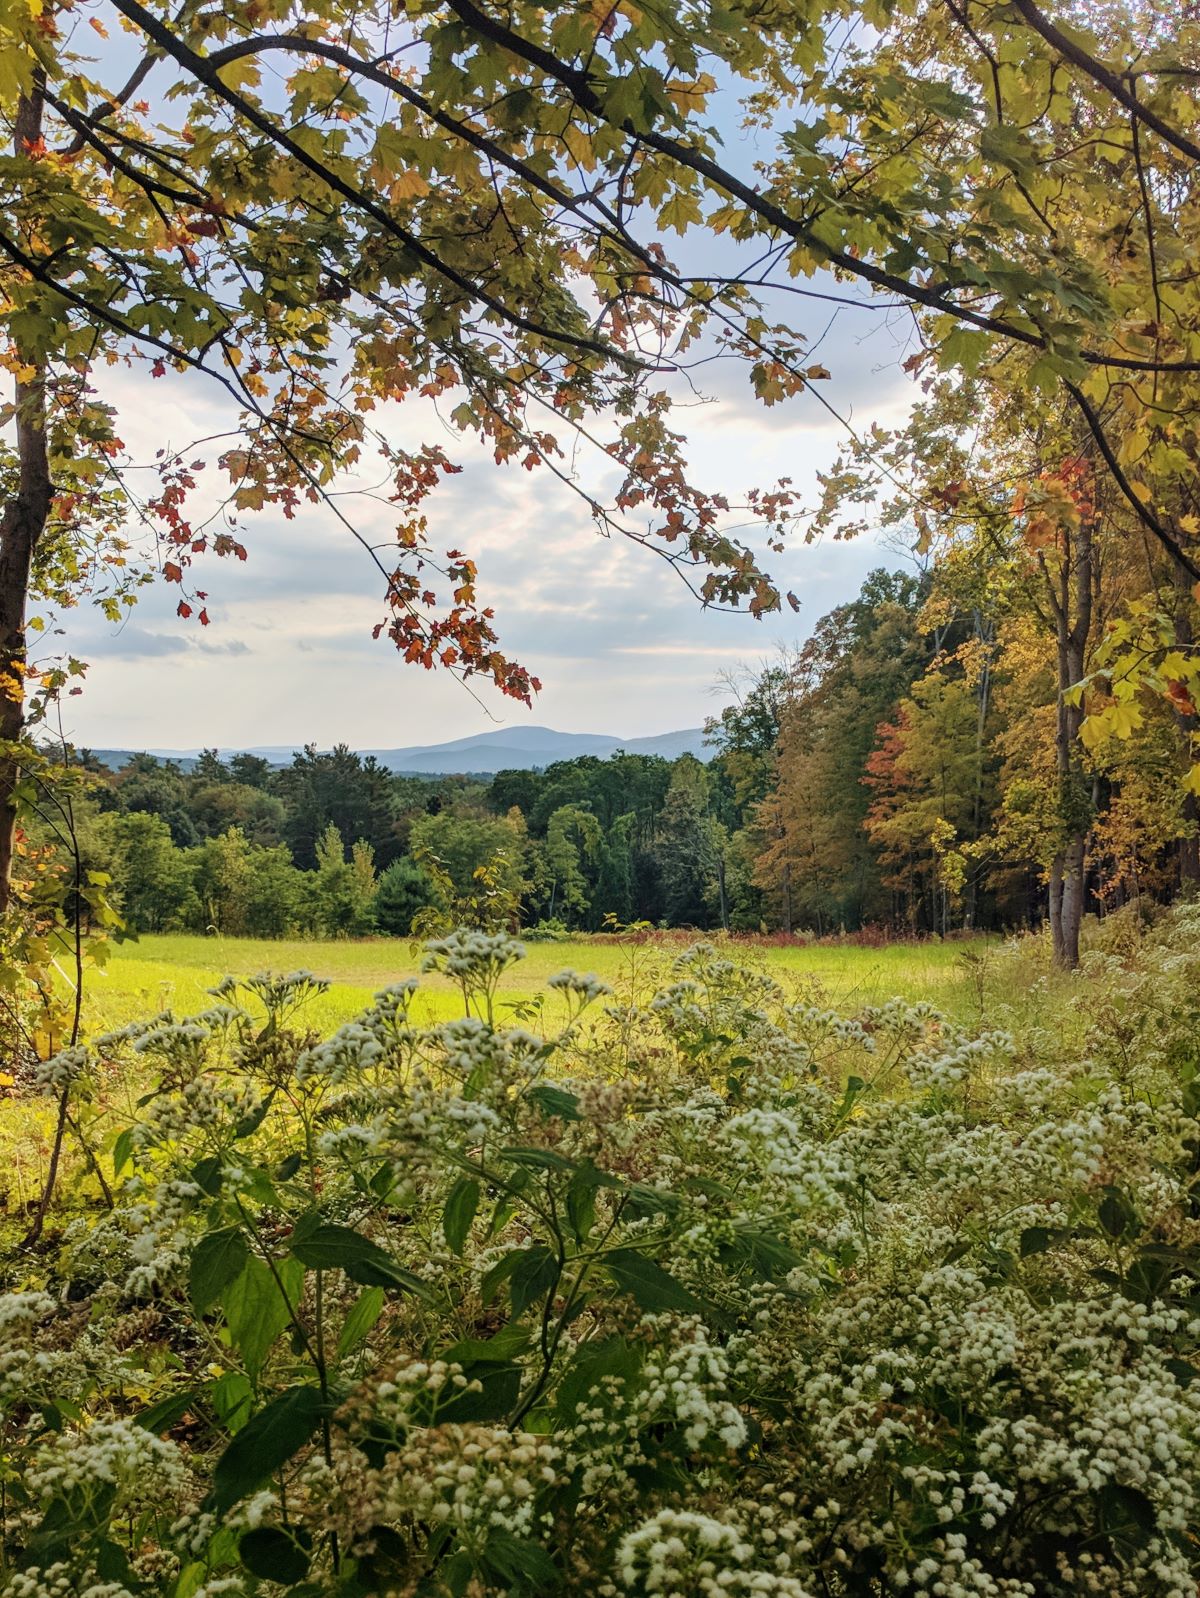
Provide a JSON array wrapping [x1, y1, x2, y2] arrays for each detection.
[[87, 725, 711, 775]]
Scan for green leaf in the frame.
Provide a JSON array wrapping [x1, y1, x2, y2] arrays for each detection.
[[603, 1248, 707, 1316], [501, 1145, 576, 1173], [212, 1371, 254, 1433], [239, 1527, 311, 1585], [192, 1156, 224, 1196], [442, 1325, 532, 1365], [136, 1387, 201, 1436], [222, 1256, 304, 1377], [443, 1177, 481, 1256], [480, 1245, 558, 1316], [336, 1286, 386, 1359], [526, 1084, 581, 1121], [112, 1127, 135, 1178], [289, 1219, 433, 1299], [1095, 1480, 1156, 1536], [1098, 1186, 1136, 1240], [234, 1090, 275, 1140], [190, 1227, 250, 1317], [483, 1531, 557, 1592], [510, 1246, 559, 1318], [434, 1362, 521, 1424], [211, 1386, 323, 1513], [556, 1335, 641, 1421]]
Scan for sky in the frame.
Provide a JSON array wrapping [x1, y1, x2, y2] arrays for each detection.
[[43, 55, 925, 754], [53, 313, 920, 754]]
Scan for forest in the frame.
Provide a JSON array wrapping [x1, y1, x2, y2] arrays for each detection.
[[7, 0, 1200, 1594], [67, 547, 1200, 949]]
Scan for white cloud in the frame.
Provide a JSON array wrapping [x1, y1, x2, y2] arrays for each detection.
[[60, 304, 919, 752]]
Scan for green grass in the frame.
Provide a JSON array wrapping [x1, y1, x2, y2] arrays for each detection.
[[80, 930, 1000, 1036]]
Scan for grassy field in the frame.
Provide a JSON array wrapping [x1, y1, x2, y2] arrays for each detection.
[[79, 929, 1002, 1035], [6, 926, 1051, 1230]]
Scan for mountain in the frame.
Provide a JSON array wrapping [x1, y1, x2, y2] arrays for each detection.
[[86, 725, 711, 775]]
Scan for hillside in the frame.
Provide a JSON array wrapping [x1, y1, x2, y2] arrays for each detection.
[[86, 724, 710, 775]]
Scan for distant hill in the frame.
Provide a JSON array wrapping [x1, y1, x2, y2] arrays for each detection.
[[86, 724, 711, 776]]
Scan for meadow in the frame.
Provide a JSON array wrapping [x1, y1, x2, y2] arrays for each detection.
[[81, 929, 1001, 1034]]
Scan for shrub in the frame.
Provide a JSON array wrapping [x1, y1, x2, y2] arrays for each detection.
[[5, 923, 1200, 1596], [373, 858, 439, 936]]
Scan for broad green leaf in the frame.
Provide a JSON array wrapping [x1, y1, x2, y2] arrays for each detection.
[[336, 1286, 386, 1359], [443, 1177, 481, 1255], [190, 1227, 250, 1317], [136, 1387, 202, 1436], [222, 1255, 304, 1377], [211, 1385, 323, 1512], [289, 1219, 432, 1299], [603, 1248, 707, 1316], [239, 1527, 311, 1585]]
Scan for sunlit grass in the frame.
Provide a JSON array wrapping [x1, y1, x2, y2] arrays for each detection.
[[79, 929, 1001, 1037]]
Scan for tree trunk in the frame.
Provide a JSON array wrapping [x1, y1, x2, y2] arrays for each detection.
[[1042, 495, 1094, 970], [1048, 854, 1065, 964], [1058, 830, 1086, 968], [0, 89, 51, 919]]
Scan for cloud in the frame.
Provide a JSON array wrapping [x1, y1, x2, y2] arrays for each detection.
[[87, 627, 192, 659], [62, 301, 920, 752]]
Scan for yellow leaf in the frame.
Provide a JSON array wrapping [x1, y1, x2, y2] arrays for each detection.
[[1110, 701, 1143, 739], [389, 167, 429, 201], [216, 58, 262, 91], [1184, 764, 1200, 797], [562, 124, 596, 172], [1127, 480, 1153, 505], [1159, 651, 1195, 681]]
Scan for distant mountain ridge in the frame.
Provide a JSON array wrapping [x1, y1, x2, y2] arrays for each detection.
[[87, 724, 711, 775]]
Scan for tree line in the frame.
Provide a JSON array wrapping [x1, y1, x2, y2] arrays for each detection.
[[54, 742, 744, 937], [51, 475, 1200, 952]]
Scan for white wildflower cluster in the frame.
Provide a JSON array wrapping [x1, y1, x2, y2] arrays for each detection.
[[649, 980, 709, 1034], [5, 1566, 138, 1598], [389, 1074, 504, 1161], [296, 1019, 389, 1085], [304, 1406, 563, 1551], [422, 929, 526, 981], [121, 1173, 207, 1296], [133, 1073, 265, 1150], [559, 1318, 744, 1498], [548, 968, 613, 1007], [130, 1020, 214, 1069], [904, 1030, 1013, 1097], [33, 1046, 91, 1093], [15, 918, 1200, 1598], [25, 1418, 188, 1513], [615, 1508, 816, 1598], [720, 1106, 855, 1222], [436, 1017, 546, 1094], [639, 1317, 747, 1451], [0, 1292, 59, 1409], [0, 1287, 145, 1417], [296, 982, 419, 1084], [0, 1289, 55, 1341]]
